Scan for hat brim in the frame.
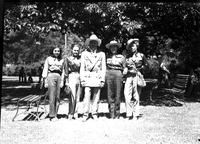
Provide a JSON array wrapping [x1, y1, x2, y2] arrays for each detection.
[[126, 40, 135, 50], [126, 39, 139, 49], [85, 38, 101, 47], [106, 43, 122, 49], [166, 51, 176, 57]]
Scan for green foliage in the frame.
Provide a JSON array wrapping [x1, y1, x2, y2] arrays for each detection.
[[3, 2, 200, 74], [2, 62, 43, 76]]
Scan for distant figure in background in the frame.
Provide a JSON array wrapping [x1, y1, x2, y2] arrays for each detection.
[[27, 71, 33, 83], [38, 63, 44, 84], [19, 66, 26, 83], [159, 55, 171, 87], [159, 49, 177, 88]]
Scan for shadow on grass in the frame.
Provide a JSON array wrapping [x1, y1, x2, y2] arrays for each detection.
[[5, 79, 200, 112], [22, 112, 45, 121], [2, 80, 186, 109], [140, 90, 184, 107], [1, 80, 70, 108]]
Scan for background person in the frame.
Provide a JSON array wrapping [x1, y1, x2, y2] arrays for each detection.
[[123, 38, 148, 120], [19, 66, 25, 83], [42, 46, 65, 121], [105, 40, 125, 119], [80, 34, 106, 121], [27, 71, 33, 83], [159, 49, 177, 88]]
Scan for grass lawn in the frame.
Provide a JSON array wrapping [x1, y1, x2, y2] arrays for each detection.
[[1, 76, 200, 144]]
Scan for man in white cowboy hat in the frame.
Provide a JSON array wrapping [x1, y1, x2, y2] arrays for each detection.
[[105, 40, 126, 119], [123, 38, 148, 120], [80, 34, 106, 121]]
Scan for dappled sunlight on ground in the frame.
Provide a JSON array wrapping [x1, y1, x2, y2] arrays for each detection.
[[1, 76, 200, 144]]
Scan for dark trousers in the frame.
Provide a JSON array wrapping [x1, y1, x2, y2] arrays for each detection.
[[106, 69, 123, 118]]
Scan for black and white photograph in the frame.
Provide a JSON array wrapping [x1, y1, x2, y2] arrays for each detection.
[[1, 1, 200, 144]]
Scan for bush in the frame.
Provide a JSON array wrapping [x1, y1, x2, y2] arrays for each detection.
[[2, 65, 18, 76]]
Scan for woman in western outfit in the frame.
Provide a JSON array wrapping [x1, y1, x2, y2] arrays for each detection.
[[124, 38, 148, 120], [80, 34, 106, 121], [64, 44, 82, 119], [105, 40, 126, 119], [42, 46, 65, 121]]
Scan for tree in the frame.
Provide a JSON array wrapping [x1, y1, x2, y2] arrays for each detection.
[[3, 2, 200, 71]]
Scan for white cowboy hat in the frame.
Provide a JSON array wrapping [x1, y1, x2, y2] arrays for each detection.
[[126, 38, 139, 49], [85, 34, 102, 47], [106, 40, 122, 49]]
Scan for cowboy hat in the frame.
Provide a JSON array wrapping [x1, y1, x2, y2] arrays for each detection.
[[106, 40, 122, 49], [85, 34, 102, 47], [126, 38, 139, 49]]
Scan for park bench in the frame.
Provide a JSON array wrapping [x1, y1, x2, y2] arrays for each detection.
[[143, 78, 159, 101], [159, 74, 190, 102], [12, 93, 48, 121]]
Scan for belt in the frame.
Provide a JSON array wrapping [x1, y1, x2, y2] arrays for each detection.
[[107, 69, 122, 72], [49, 70, 62, 75], [69, 71, 79, 74]]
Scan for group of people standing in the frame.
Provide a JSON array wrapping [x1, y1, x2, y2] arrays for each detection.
[[41, 34, 148, 122]]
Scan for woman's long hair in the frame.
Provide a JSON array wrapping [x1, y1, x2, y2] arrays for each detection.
[[49, 46, 62, 60]]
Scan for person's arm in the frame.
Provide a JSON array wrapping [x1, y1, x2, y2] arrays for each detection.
[[100, 52, 106, 83], [42, 57, 49, 79], [60, 59, 66, 88], [122, 56, 128, 75], [41, 57, 49, 88], [129, 64, 138, 74], [122, 55, 126, 69], [160, 62, 170, 74], [80, 52, 86, 84], [63, 57, 69, 84]]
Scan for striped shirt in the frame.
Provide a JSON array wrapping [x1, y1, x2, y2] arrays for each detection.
[[106, 54, 125, 71]]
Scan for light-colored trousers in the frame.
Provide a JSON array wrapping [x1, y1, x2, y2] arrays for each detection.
[[47, 73, 61, 118], [82, 87, 101, 116], [68, 72, 81, 115], [124, 75, 142, 117]]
